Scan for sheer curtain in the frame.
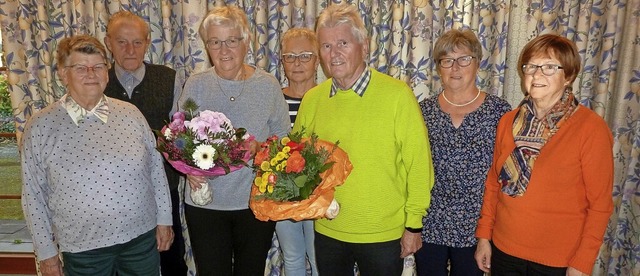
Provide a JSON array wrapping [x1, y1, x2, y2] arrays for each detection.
[[1, 0, 637, 275]]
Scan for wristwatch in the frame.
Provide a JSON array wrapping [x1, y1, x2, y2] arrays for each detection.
[[405, 227, 422, 233]]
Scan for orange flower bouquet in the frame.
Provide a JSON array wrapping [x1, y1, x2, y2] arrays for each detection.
[[249, 130, 352, 221]]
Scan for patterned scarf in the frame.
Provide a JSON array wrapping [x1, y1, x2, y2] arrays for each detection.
[[499, 90, 578, 197]]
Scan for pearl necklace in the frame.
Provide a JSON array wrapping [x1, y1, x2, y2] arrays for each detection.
[[216, 70, 246, 102], [441, 90, 481, 107]]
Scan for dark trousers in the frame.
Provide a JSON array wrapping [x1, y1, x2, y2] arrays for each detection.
[[160, 189, 187, 276], [62, 230, 159, 276], [314, 232, 402, 276], [491, 243, 567, 276], [185, 205, 275, 276], [414, 242, 483, 276]]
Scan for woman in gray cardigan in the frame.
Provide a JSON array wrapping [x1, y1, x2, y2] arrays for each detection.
[[172, 6, 290, 275]]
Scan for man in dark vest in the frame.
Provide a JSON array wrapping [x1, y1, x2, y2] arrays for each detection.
[[103, 11, 187, 275]]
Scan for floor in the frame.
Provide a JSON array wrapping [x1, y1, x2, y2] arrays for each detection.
[[0, 219, 36, 275], [0, 220, 32, 253], [0, 137, 34, 274]]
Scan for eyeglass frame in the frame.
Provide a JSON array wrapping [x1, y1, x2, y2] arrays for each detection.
[[438, 55, 476, 68], [206, 37, 244, 50], [521, 64, 564, 76], [281, 52, 315, 63], [64, 63, 109, 76]]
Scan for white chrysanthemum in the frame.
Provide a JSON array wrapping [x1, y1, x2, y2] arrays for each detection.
[[163, 128, 172, 140], [192, 144, 216, 170]]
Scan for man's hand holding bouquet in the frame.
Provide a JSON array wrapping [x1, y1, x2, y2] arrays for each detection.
[[157, 99, 254, 205], [249, 129, 352, 221]]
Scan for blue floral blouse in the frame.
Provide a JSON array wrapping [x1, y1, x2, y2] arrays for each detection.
[[420, 93, 512, 247]]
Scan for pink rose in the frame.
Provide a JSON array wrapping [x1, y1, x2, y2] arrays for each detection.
[[172, 112, 186, 121], [169, 112, 186, 132]]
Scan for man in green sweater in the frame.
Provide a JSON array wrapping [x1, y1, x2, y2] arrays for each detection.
[[292, 3, 435, 275]]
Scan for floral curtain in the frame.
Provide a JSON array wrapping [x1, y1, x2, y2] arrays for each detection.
[[1, 0, 637, 275]]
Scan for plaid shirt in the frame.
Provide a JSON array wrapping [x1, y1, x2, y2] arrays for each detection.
[[329, 66, 371, 97]]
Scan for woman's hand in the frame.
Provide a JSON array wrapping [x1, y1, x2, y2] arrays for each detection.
[[566, 267, 588, 276], [186, 175, 206, 191], [40, 255, 63, 276], [475, 238, 492, 273], [249, 140, 261, 156]]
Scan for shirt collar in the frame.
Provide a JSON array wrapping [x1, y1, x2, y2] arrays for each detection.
[[330, 67, 371, 97], [61, 94, 110, 126], [114, 63, 146, 87]]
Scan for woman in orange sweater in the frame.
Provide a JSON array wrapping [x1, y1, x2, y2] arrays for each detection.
[[474, 34, 614, 276]]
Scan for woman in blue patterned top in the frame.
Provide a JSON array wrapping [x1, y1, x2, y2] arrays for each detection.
[[414, 29, 512, 276]]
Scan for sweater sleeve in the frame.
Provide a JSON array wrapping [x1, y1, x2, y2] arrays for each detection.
[[267, 79, 291, 138], [172, 73, 183, 114], [476, 111, 514, 239], [396, 86, 434, 229], [21, 119, 59, 261], [144, 120, 173, 226], [171, 79, 187, 116], [171, 71, 201, 116], [569, 116, 614, 274]]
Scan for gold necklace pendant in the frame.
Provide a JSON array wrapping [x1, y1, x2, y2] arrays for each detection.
[[216, 69, 246, 102]]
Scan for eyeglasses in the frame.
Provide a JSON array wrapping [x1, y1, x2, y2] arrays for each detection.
[[522, 64, 564, 76], [438, 56, 476, 68], [65, 63, 108, 76], [282, 52, 315, 63], [206, 37, 244, 50]]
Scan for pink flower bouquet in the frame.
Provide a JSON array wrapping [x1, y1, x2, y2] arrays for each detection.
[[157, 101, 253, 205]]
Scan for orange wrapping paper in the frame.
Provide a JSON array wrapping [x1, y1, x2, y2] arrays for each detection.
[[249, 139, 353, 221]]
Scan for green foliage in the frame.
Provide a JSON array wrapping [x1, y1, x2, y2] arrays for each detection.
[[0, 74, 15, 133], [0, 75, 9, 114], [0, 75, 16, 133], [181, 98, 200, 120]]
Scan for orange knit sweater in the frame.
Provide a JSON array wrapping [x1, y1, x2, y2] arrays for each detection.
[[475, 106, 614, 275]]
